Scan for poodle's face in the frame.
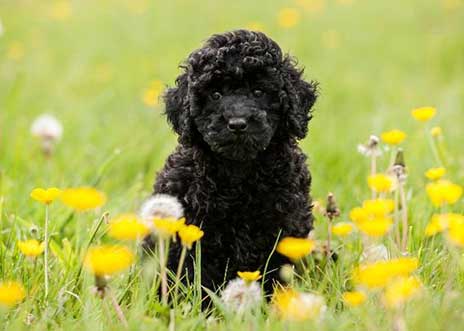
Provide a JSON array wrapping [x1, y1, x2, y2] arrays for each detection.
[[192, 71, 282, 161], [164, 30, 318, 161]]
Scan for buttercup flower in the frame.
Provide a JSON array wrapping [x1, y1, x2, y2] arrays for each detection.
[[381, 130, 407, 145], [426, 180, 462, 207], [273, 289, 326, 321], [368, 174, 393, 193], [139, 194, 184, 221], [430, 126, 442, 137], [411, 106, 436, 122], [331, 222, 354, 237], [383, 276, 422, 308], [107, 214, 150, 241], [178, 224, 204, 249], [18, 240, 45, 257], [30, 187, 61, 205], [30, 114, 63, 141], [277, 8, 300, 28], [153, 217, 185, 238], [61, 187, 106, 211], [424, 167, 446, 181], [221, 278, 263, 314], [237, 270, 262, 283], [276, 237, 315, 261], [343, 291, 367, 307], [353, 257, 419, 289], [0, 281, 26, 307], [84, 245, 135, 277]]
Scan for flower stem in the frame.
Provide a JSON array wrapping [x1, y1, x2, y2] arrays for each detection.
[[107, 287, 128, 328], [399, 183, 409, 253], [44, 204, 50, 300], [173, 246, 187, 303], [158, 237, 168, 305]]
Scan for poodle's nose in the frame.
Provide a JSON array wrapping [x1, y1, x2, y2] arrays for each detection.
[[227, 118, 248, 133]]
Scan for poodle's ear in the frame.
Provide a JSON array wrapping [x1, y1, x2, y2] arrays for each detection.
[[281, 57, 318, 140], [164, 72, 189, 136]]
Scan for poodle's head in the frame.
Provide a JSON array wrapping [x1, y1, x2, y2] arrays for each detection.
[[164, 30, 318, 161]]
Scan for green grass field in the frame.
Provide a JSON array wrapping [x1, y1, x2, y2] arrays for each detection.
[[1, 0, 464, 330]]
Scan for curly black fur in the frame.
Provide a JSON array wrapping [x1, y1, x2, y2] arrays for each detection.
[[153, 30, 318, 296]]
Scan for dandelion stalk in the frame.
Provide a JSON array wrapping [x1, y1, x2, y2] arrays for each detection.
[[158, 237, 168, 305], [324, 193, 340, 258], [44, 204, 50, 300], [107, 287, 129, 328], [425, 126, 443, 167], [173, 246, 187, 302], [392, 149, 409, 253], [399, 184, 409, 253]]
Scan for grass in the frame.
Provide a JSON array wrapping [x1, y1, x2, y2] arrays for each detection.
[[1, 0, 464, 330]]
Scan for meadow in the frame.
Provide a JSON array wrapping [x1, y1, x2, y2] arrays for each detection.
[[1, 0, 464, 330]]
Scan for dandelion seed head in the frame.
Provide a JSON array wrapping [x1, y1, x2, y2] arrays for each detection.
[[139, 194, 184, 222], [221, 278, 262, 314], [273, 289, 326, 321], [361, 244, 389, 262], [30, 114, 63, 141]]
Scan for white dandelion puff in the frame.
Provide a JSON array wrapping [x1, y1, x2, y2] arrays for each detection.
[[139, 194, 184, 222], [221, 278, 263, 314], [31, 114, 63, 141], [357, 135, 381, 157], [30, 114, 63, 156], [361, 243, 389, 262]]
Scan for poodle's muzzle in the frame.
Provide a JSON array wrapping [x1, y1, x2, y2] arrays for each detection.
[[196, 94, 276, 161]]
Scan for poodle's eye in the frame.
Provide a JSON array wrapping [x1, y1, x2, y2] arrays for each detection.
[[252, 89, 264, 98], [211, 92, 222, 100]]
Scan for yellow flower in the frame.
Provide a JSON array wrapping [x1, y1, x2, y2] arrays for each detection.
[[61, 187, 107, 211], [424, 167, 446, 181], [107, 214, 150, 241], [349, 207, 369, 223], [277, 8, 301, 29], [30, 187, 61, 205], [368, 174, 393, 193], [18, 240, 45, 257], [426, 180, 462, 207], [353, 257, 419, 289], [342, 291, 367, 307], [356, 217, 393, 237], [447, 217, 464, 247], [331, 222, 354, 237], [424, 213, 464, 237], [381, 130, 407, 145], [178, 224, 204, 249], [411, 106, 436, 122], [237, 270, 262, 283], [430, 126, 442, 137], [49, 1, 72, 21], [84, 245, 135, 277], [142, 80, 163, 107], [276, 237, 315, 261], [383, 276, 422, 308], [362, 199, 395, 217], [153, 217, 185, 238], [273, 288, 326, 321], [0, 281, 26, 307]]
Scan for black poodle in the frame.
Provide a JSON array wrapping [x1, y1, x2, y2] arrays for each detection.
[[153, 29, 318, 295]]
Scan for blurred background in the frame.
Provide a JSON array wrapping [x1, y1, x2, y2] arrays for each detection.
[[1, 0, 463, 214]]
